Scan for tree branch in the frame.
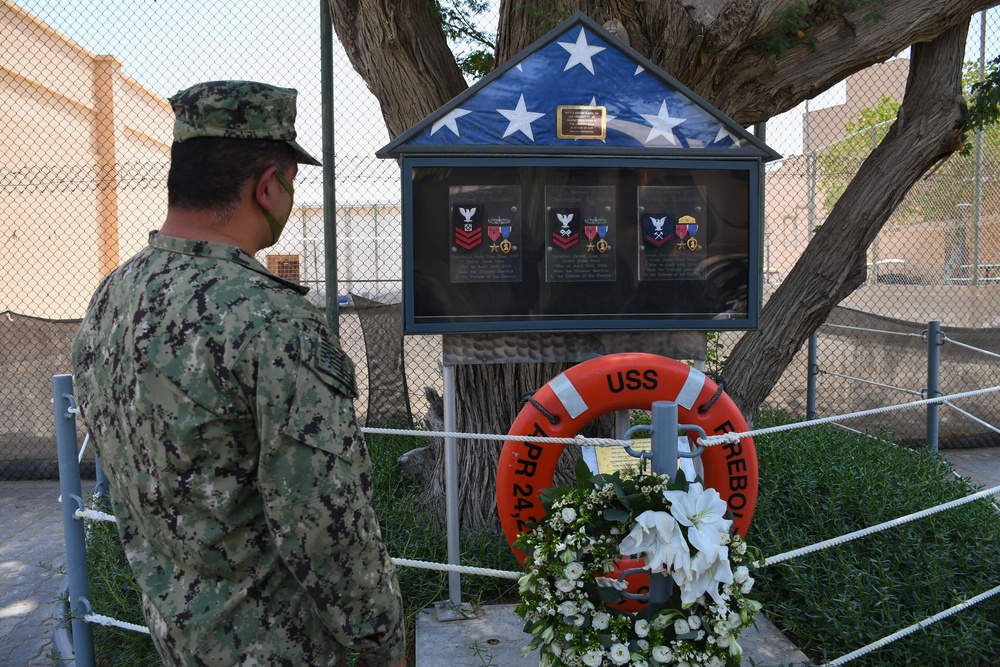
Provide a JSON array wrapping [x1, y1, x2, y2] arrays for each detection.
[[328, 0, 468, 138], [722, 18, 971, 420]]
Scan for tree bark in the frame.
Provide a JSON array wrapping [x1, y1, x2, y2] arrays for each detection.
[[419, 363, 589, 529], [722, 20, 971, 420], [329, 0, 467, 138]]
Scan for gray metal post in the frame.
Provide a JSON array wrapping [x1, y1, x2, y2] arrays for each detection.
[[807, 331, 818, 420], [53, 375, 96, 667], [320, 0, 339, 333], [648, 401, 678, 606], [94, 457, 109, 501], [926, 320, 941, 452], [443, 365, 462, 605]]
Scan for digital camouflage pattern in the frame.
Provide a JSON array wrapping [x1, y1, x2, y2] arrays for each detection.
[[72, 232, 403, 666], [169, 81, 321, 166]]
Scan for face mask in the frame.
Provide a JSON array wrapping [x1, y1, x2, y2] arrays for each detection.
[[259, 170, 295, 245]]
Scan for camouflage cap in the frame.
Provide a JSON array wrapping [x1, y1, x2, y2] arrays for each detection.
[[169, 81, 321, 166]]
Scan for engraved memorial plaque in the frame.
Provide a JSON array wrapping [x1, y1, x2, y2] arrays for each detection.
[[545, 185, 616, 282], [637, 185, 708, 281], [449, 185, 522, 283]]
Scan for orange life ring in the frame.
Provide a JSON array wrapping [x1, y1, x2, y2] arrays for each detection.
[[497, 353, 757, 608]]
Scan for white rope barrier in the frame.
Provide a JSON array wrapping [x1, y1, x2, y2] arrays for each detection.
[[822, 323, 924, 338], [942, 400, 1000, 436], [816, 369, 922, 396], [943, 336, 1000, 360], [391, 557, 521, 580], [757, 484, 1000, 568], [84, 613, 151, 635], [697, 385, 1000, 446], [820, 583, 1000, 666], [363, 427, 631, 448], [68, 388, 1000, 656], [76, 508, 117, 522]]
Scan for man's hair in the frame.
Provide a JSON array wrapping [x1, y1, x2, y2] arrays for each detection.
[[167, 137, 296, 219]]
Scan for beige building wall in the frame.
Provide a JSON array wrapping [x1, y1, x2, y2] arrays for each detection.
[[805, 59, 909, 151], [764, 60, 910, 287], [1, 0, 172, 319]]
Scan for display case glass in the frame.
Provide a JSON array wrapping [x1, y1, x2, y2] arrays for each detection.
[[404, 157, 759, 333]]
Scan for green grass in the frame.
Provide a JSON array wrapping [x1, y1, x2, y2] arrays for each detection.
[[81, 418, 1000, 665], [749, 410, 1000, 666]]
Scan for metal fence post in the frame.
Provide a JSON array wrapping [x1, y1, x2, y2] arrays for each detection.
[[649, 401, 679, 606], [443, 364, 462, 607], [53, 374, 96, 667], [807, 330, 818, 420], [926, 321, 942, 452]]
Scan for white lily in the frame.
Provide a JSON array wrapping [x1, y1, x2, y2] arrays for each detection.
[[618, 510, 690, 574], [663, 483, 732, 562], [672, 545, 734, 606]]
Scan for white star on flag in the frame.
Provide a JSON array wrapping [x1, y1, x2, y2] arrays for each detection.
[[430, 108, 472, 136], [498, 94, 545, 141], [558, 28, 605, 74], [714, 124, 741, 146], [641, 100, 686, 145], [589, 96, 615, 124]]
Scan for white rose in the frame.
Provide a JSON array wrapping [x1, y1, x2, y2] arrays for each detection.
[[561, 507, 578, 523], [674, 618, 691, 635], [555, 579, 575, 593], [637, 639, 649, 651], [740, 577, 755, 594], [635, 618, 650, 637], [582, 649, 604, 667], [728, 612, 743, 629], [592, 611, 610, 630], [565, 562, 585, 580], [651, 645, 672, 662], [557, 601, 578, 616], [688, 614, 702, 629], [609, 643, 631, 665], [716, 633, 731, 648]]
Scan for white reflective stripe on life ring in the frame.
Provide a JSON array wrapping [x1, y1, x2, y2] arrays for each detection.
[[549, 373, 589, 419], [675, 367, 707, 410]]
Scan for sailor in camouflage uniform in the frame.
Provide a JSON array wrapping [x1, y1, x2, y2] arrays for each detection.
[[71, 81, 404, 667]]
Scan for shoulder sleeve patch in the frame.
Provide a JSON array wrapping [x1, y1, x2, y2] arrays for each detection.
[[305, 333, 359, 399]]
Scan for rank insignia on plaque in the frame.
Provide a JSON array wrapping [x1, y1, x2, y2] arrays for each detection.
[[453, 205, 483, 251], [642, 213, 673, 248], [550, 208, 580, 250]]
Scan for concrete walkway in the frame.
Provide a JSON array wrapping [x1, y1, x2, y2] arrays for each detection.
[[0, 481, 70, 667], [3, 448, 999, 667]]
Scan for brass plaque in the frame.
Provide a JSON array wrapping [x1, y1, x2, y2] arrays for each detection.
[[556, 105, 606, 140]]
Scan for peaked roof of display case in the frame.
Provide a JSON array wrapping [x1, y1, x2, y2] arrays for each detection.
[[378, 12, 781, 160]]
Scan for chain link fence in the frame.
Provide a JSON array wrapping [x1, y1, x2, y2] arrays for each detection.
[[2, 1, 998, 479]]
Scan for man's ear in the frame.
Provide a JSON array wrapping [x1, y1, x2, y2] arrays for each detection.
[[254, 166, 281, 212]]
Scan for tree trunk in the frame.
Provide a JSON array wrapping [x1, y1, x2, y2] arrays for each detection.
[[418, 362, 602, 529], [722, 20, 971, 421]]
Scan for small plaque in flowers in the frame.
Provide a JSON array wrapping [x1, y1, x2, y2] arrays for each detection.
[[514, 458, 762, 667]]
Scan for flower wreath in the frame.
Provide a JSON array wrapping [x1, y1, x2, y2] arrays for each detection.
[[514, 458, 762, 667]]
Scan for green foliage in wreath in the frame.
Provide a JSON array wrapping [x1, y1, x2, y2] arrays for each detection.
[[514, 458, 762, 667]]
